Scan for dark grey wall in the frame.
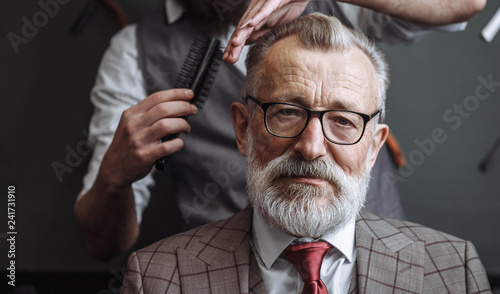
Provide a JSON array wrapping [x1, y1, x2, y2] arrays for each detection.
[[382, 2, 500, 275], [0, 0, 498, 280], [0, 0, 161, 274]]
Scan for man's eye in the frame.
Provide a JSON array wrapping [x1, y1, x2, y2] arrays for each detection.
[[332, 116, 354, 127], [278, 108, 299, 116]]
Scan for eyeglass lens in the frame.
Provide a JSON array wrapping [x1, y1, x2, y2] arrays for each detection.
[[265, 103, 365, 144]]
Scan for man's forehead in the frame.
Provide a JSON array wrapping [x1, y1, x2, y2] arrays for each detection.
[[269, 93, 364, 112], [259, 36, 378, 111]]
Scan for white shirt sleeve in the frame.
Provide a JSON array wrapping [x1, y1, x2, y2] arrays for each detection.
[[77, 24, 154, 224], [337, 3, 467, 44]]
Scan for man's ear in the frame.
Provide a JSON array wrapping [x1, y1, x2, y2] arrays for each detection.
[[369, 123, 389, 169], [231, 102, 249, 157]]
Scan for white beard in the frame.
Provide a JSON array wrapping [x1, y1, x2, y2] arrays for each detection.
[[246, 137, 372, 238]]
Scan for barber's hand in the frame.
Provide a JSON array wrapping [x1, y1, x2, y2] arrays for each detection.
[[223, 0, 309, 64], [99, 89, 197, 186]]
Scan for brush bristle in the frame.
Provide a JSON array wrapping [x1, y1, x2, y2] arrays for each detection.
[[195, 50, 223, 108], [174, 36, 223, 109], [155, 35, 223, 171]]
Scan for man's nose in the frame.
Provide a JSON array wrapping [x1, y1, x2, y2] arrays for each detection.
[[293, 116, 328, 161]]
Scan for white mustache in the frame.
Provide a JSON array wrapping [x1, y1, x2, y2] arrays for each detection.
[[263, 153, 349, 193]]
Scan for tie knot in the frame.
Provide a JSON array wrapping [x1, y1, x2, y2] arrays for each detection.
[[284, 241, 332, 283]]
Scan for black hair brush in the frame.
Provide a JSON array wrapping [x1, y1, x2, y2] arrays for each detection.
[[155, 36, 223, 172]]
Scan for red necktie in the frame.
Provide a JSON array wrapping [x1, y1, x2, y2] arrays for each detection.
[[284, 241, 332, 294]]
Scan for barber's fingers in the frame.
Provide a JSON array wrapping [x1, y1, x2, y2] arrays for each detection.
[[142, 117, 192, 144], [224, 0, 276, 63], [223, 1, 266, 63], [118, 101, 195, 143], [133, 88, 195, 113], [223, 0, 308, 64], [141, 117, 193, 160], [115, 117, 191, 167], [235, 0, 289, 30], [224, 24, 257, 64], [251, 3, 308, 37], [140, 101, 197, 128], [155, 138, 185, 158], [148, 137, 185, 163], [224, 44, 245, 65], [121, 136, 184, 171], [252, 1, 309, 31], [238, 0, 268, 30], [247, 0, 290, 29]]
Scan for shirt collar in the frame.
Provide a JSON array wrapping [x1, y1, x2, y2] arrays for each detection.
[[252, 209, 356, 269]]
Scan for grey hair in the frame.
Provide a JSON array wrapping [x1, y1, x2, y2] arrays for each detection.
[[242, 13, 389, 121]]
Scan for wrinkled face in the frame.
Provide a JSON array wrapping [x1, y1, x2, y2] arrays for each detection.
[[250, 36, 383, 187], [231, 36, 388, 237]]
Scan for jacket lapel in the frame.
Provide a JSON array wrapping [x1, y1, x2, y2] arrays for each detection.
[[348, 261, 359, 294], [176, 207, 264, 294], [248, 250, 266, 294], [350, 210, 425, 294]]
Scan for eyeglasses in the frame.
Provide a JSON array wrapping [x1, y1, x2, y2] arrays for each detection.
[[246, 96, 380, 145]]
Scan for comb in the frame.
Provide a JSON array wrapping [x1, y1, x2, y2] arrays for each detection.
[[155, 36, 223, 171]]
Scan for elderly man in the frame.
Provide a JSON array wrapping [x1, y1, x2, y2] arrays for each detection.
[[75, 0, 485, 263], [120, 13, 490, 294]]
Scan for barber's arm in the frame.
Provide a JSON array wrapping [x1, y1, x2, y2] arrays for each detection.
[[338, 0, 486, 25], [75, 173, 139, 262], [223, 0, 486, 63], [75, 89, 196, 262], [74, 26, 197, 262]]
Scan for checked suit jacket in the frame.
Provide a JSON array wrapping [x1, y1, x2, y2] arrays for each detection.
[[121, 207, 491, 294]]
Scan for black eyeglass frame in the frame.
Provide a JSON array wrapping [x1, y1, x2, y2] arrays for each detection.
[[246, 95, 381, 145]]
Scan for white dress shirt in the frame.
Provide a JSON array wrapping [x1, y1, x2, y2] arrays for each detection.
[[251, 211, 356, 294]]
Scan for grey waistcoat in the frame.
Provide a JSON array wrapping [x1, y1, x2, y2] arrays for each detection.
[[137, 1, 248, 229]]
